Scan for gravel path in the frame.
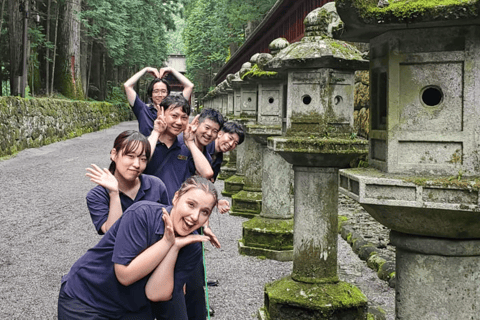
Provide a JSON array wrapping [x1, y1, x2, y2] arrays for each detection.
[[0, 121, 394, 319]]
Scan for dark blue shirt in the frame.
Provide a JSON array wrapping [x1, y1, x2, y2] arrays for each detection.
[[86, 174, 169, 234], [132, 95, 157, 137], [206, 141, 223, 182], [143, 134, 194, 204], [61, 201, 202, 317]]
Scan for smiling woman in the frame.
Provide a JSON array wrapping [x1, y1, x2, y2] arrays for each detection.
[[85, 130, 169, 235], [58, 176, 218, 320]]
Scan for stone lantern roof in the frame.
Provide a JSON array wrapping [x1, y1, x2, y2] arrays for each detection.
[[335, 0, 480, 42], [265, 2, 367, 71]]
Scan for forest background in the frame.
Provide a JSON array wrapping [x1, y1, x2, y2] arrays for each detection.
[[0, 0, 276, 104]]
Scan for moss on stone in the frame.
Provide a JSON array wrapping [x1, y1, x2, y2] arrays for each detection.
[[241, 64, 278, 80], [265, 277, 367, 318], [0, 96, 133, 158], [243, 216, 294, 233], [338, 215, 349, 232], [270, 135, 369, 155], [337, 0, 479, 24]]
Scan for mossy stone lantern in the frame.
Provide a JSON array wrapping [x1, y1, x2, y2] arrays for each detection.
[[239, 43, 295, 261], [229, 56, 265, 218], [260, 3, 369, 319], [336, 0, 480, 319], [222, 62, 258, 199]]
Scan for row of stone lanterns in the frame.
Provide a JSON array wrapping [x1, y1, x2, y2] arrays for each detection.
[[204, 2, 373, 319]]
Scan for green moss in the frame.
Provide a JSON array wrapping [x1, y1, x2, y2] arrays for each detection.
[[367, 254, 386, 271], [265, 277, 367, 317], [225, 175, 245, 185], [0, 96, 133, 157], [241, 64, 278, 80], [242, 217, 294, 250], [337, 0, 478, 24], [270, 135, 369, 155], [338, 215, 349, 233]]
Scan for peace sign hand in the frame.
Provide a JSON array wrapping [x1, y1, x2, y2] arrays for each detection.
[[183, 115, 199, 145], [153, 107, 167, 135], [85, 164, 119, 194]]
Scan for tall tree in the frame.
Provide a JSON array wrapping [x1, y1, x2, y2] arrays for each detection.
[[55, 0, 84, 99], [8, 0, 23, 96]]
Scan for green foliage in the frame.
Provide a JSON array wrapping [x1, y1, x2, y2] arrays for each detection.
[[167, 13, 186, 55], [82, 0, 186, 67], [183, 0, 276, 94]]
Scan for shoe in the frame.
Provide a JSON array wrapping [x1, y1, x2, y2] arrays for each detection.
[[207, 280, 219, 287], [208, 306, 215, 317]]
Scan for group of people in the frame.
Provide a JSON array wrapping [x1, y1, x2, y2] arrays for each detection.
[[58, 67, 245, 319]]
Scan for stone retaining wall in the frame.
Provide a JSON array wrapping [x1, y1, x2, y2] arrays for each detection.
[[0, 96, 134, 157]]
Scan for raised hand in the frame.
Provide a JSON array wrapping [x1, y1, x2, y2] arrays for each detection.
[[85, 164, 119, 194], [146, 67, 160, 78], [158, 67, 172, 79], [153, 107, 167, 135], [203, 227, 221, 248], [217, 199, 230, 214], [162, 208, 175, 246], [183, 114, 200, 145]]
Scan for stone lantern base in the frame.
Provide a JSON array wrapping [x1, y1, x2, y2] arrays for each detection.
[[238, 217, 294, 261], [259, 277, 368, 320], [391, 231, 480, 320], [230, 189, 262, 218], [221, 174, 245, 197]]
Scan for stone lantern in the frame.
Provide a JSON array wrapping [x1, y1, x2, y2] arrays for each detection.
[[228, 57, 263, 217], [260, 3, 369, 319], [239, 40, 295, 261], [336, 0, 480, 319], [221, 63, 257, 199]]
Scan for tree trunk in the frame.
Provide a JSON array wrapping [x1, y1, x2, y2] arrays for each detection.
[[0, 0, 6, 36], [51, 0, 59, 95], [55, 0, 84, 99], [45, 0, 51, 95], [8, 0, 23, 95]]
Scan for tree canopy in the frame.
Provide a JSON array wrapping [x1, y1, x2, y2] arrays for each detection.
[[182, 0, 277, 95]]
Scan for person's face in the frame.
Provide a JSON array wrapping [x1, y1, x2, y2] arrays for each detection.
[[171, 188, 215, 236], [111, 145, 148, 181], [195, 119, 220, 147], [164, 106, 189, 137], [151, 82, 168, 106], [215, 131, 240, 153]]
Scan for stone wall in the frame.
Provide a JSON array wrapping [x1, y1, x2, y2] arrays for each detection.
[[0, 96, 134, 157], [354, 70, 369, 138]]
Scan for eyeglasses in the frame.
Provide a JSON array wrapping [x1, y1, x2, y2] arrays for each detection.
[[153, 89, 168, 95]]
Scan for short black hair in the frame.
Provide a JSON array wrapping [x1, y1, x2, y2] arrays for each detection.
[[198, 108, 225, 130], [160, 94, 191, 115], [221, 121, 245, 145], [146, 78, 171, 101]]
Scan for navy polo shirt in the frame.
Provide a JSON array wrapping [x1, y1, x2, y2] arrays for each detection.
[[132, 95, 157, 137], [187, 144, 213, 180], [143, 134, 192, 204], [206, 141, 224, 182], [61, 201, 202, 317], [86, 174, 170, 235]]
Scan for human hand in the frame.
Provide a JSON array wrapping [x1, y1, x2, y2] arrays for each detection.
[[145, 67, 160, 78], [203, 226, 221, 248], [153, 107, 167, 134], [85, 164, 119, 193], [183, 114, 200, 146], [162, 208, 175, 246], [158, 67, 172, 79], [217, 199, 230, 214], [174, 233, 210, 250]]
